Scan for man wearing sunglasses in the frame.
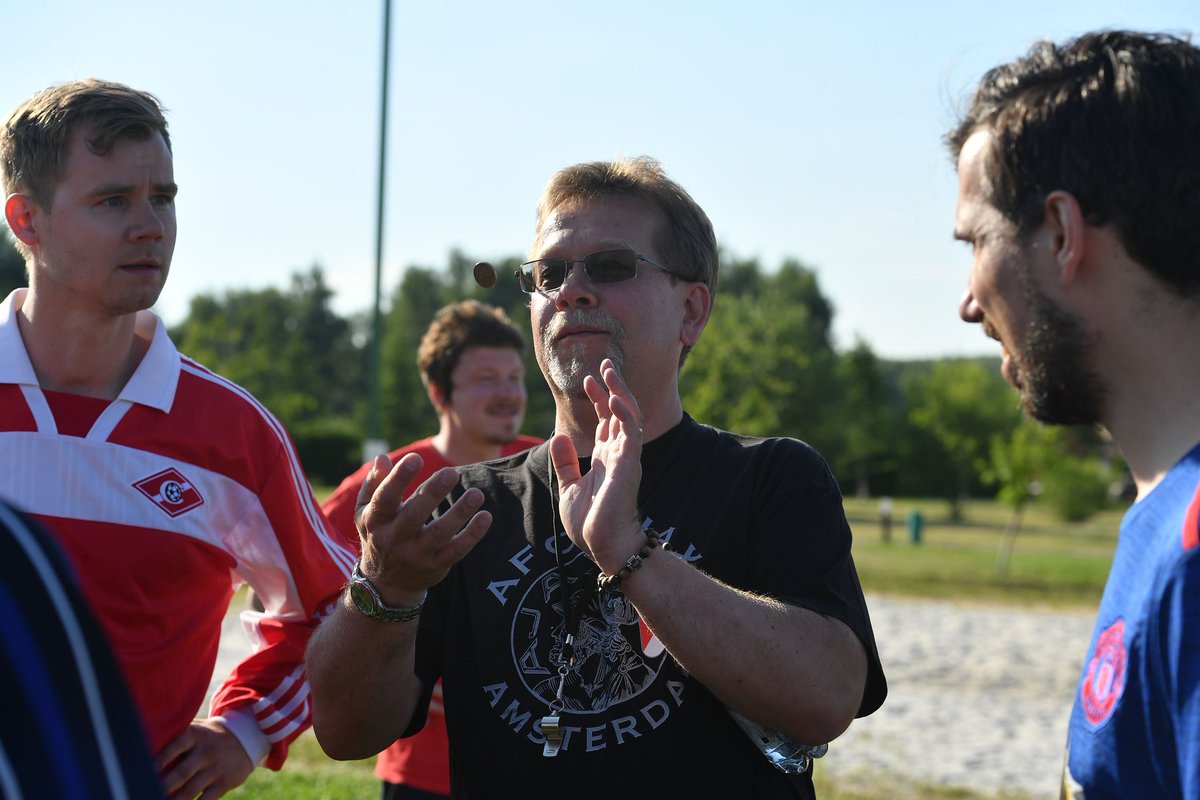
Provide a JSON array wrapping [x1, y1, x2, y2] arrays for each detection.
[[308, 156, 887, 798]]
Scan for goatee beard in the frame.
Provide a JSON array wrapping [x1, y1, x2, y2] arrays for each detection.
[[542, 309, 625, 399]]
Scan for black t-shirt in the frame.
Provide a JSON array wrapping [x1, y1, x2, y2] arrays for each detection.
[[410, 414, 886, 799]]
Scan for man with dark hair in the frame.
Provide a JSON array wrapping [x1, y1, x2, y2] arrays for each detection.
[[307, 156, 886, 798], [0, 79, 353, 797], [322, 299, 540, 800], [947, 30, 1200, 797]]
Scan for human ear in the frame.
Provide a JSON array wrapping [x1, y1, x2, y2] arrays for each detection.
[[4, 194, 40, 247], [426, 382, 447, 412], [1043, 191, 1086, 287], [680, 282, 712, 348]]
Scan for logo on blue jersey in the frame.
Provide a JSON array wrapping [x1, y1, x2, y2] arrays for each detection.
[[1080, 618, 1126, 727]]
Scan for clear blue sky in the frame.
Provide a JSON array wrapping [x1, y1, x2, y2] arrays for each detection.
[[4, 1, 1195, 359]]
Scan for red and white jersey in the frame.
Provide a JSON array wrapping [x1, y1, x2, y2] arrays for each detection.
[[0, 289, 354, 769]]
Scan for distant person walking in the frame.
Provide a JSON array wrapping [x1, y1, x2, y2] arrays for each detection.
[[948, 30, 1200, 797], [322, 300, 540, 800]]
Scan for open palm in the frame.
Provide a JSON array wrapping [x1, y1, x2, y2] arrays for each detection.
[[549, 359, 646, 572]]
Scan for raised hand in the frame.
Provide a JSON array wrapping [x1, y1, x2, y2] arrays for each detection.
[[355, 452, 492, 601], [548, 359, 646, 573]]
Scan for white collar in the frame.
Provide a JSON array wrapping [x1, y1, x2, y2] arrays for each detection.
[[0, 288, 180, 412]]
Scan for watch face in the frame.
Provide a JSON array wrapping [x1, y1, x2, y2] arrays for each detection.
[[349, 580, 376, 616]]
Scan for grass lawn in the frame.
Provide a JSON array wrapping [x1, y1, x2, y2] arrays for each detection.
[[230, 731, 1033, 800], [226, 733, 374, 799], [843, 496, 1122, 608]]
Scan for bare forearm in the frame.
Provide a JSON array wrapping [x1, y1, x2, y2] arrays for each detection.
[[305, 455, 490, 760], [554, 364, 868, 743], [305, 598, 424, 760], [619, 549, 867, 744]]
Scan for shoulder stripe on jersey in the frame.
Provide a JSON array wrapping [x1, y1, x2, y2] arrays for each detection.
[[178, 360, 355, 574], [1183, 479, 1200, 551], [0, 503, 132, 799]]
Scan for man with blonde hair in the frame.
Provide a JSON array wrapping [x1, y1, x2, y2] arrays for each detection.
[[0, 79, 353, 797]]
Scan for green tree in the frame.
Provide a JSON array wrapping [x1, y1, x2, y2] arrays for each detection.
[[173, 266, 360, 423], [836, 340, 902, 497], [170, 266, 364, 483], [905, 360, 1022, 519], [984, 418, 1049, 575], [1040, 452, 1113, 523], [1, 234, 26, 297], [379, 266, 445, 447], [986, 417, 1116, 574], [682, 258, 843, 460], [717, 253, 766, 299]]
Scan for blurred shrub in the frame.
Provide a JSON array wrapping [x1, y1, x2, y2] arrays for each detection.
[[292, 418, 362, 488], [1041, 458, 1110, 522]]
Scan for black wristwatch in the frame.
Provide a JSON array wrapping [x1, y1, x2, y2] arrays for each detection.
[[347, 561, 425, 623]]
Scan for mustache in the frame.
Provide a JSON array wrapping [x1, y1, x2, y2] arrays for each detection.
[[982, 319, 1001, 343], [545, 309, 620, 340]]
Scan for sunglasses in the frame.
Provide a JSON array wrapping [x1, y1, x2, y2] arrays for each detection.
[[515, 249, 674, 294]]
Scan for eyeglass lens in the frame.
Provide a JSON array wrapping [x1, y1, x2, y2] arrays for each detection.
[[520, 250, 640, 293]]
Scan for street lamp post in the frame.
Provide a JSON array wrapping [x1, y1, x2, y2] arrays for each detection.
[[364, 0, 392, 463]]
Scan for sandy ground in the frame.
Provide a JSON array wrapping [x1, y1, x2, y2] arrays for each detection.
[[208, 593, 1096, 798], [819, 594, 1095, 798]]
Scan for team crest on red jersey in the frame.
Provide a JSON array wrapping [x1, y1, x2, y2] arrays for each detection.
[[1080, 618, 1126, 727], [133, 468, 205, 518]]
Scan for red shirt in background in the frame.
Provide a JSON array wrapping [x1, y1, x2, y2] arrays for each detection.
[[321, 434, 541, 792]]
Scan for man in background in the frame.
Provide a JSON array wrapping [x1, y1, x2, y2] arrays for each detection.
[[0, 79, 353, 798], [948, 30, 1200, 797], [322, 299, 540, 799]]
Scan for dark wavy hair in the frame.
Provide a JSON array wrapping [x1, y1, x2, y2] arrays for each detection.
[[947, 30, 1200, 298]]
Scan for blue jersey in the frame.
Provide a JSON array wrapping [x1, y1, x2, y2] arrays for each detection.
[[1063, 443, 1200, 798], [0, 499, 163, 799]]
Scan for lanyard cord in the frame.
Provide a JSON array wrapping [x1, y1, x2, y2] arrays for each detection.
[[548, 466, 593, 677], [546, 467, 586, 721], [541, 419, 689, 715]]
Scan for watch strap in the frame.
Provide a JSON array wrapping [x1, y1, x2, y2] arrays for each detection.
[[349, 561, 425, 622]]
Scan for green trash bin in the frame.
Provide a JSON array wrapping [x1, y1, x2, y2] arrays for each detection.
[[907, 510, 923, 544]]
